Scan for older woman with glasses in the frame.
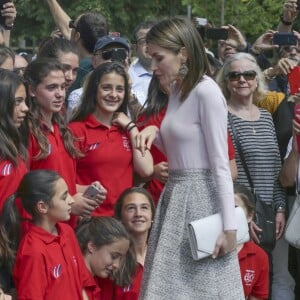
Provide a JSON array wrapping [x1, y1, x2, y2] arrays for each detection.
[[216, 51, 286, 295], [217, 52, 286, 245]]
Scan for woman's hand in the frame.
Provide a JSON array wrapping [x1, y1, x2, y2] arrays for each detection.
[[112, 112, 131, 129], [275, 211, 285, 240], [73, 182, 107, 217], [0, 1, 16, 28], [221, 24, 247, 50], [249, 220, 262, 244], [153, 162, 169, 183], [0, 288, 11, 300], [251, 30, 278, 53], [135, 125, 159, 156], [212, 230, 237, 258]]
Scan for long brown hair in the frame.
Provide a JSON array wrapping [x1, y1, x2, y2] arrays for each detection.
[[25, 58, 82, 160], [0, 69, 29, 166], [146, 17, 210, 102]]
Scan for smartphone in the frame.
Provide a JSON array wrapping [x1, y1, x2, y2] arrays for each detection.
[[206, 28, 228, 40], [288, 66, 300, 95], [83, 185, 101, 200], [273, 32, 297, 46], [0, 0, 11, 26], [294, 103, 300, 152], [297, 0, 300, 10]]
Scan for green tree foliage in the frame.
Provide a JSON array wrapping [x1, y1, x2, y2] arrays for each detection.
[[184, 0, 286, 42], [11, 0, 300, 48], [12, 0, 185, 47]]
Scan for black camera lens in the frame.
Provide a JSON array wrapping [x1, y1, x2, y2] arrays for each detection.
[[101, 48, 127, 62]]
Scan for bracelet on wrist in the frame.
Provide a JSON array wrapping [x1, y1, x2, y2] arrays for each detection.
[[127, 124, 137, 133], [276, 206, 285, 213], [280, 14, 292, 26], [125, 121, 134, 131]]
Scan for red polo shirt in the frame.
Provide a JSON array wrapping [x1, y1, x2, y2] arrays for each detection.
[[14, 223, 90, 300], [0, 158, 27, 212], [98, 263, 143, 300], [83, 272, 101, 300], [28, 123, 78, 227], [29, 123, 77, 195], [238, 241, 269, 299], [69, 114, 133, 216]]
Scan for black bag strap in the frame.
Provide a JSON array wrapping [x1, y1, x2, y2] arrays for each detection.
[[228, 112, 255, 191]]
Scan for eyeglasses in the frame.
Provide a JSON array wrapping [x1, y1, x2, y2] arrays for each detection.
[[137, 37, 146, 45], [69, 20, 77, 30], [282, 46, 300, 53], [226, 70, 257, 81]]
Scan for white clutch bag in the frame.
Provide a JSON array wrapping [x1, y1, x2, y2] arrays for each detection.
[[285, 195, 300, 248], [188, 206, 250, 260]]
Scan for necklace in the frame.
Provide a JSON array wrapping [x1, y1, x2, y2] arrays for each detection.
[[228, 103, 258, 135]]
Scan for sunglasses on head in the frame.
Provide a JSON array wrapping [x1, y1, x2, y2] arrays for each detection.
[[226, 70, 257, 81]]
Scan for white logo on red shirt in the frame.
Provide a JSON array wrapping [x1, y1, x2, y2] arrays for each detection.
[[244, 269, 255, 286], [88, 143, 99, 151], [72, 255, 78, 267], [122, 136, 131, 151], [51, 264, 62, 279], [1, 163, 13, 176]]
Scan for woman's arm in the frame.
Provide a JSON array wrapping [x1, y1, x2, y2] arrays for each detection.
[[46, 0, 72, 40], [113, 113, 154, 178]]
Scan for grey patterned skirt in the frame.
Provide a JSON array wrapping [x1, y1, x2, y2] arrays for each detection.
[[139, 169, 244, 300]]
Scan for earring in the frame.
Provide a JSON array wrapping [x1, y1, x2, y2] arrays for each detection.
[[178, 62, 188, 78]]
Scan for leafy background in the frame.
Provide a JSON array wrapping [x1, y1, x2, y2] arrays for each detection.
[[11, 0, 300, 52]]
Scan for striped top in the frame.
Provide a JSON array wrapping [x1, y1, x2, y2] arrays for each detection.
[[228, 109, 286, 210]]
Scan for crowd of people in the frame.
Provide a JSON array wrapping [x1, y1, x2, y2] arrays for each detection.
[[1, 0, 300, 299]]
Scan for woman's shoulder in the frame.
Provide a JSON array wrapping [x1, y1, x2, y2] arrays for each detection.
[[192, 76, 226, 107], [244, 241, 269, 261], [258, 107, 273, 121]]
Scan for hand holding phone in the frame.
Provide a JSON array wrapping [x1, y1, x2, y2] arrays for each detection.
[[206, 28, 228, 40], [0, 0, 12, 26], [273, 32, 297, 46], [83, 184, 102, 200]]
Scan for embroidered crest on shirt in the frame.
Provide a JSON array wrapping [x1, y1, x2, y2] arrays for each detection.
[[1, 163, 13, 176], [88, 143, 100, 151], [51, 264, 62, 279], [72, 255, 78, 267], [122, 136, 131, 151], [122, 284, 132, 292], [244, 269, 255, 286], [48, 144, 52, 154]]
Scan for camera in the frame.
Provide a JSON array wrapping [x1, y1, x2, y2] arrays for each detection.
[[101, 48, 127, 64], [206, 28, 228, 40]]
